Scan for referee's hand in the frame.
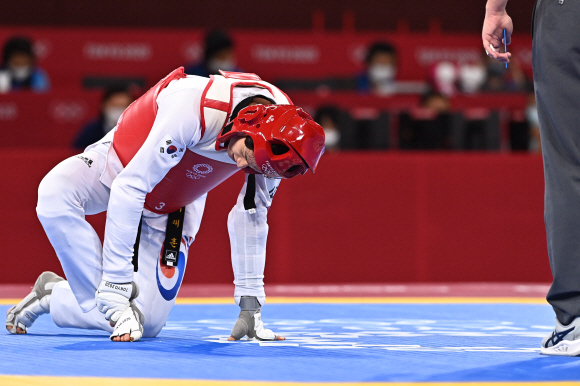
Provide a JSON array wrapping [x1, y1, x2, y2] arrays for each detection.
[[482, 8, 513, 64]]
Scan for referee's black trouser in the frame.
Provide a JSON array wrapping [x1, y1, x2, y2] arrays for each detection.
[[534, 0, 580, 324]]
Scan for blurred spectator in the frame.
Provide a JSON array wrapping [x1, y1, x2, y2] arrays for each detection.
[[314, 106, 342, 151], [399, 91, 452, 149], [185, 30, 242, 77], [420, 91, 451, 113], [72, 86, 133, 150], [458, 55, 487, 94], [429, 51, 529, 96], [526, 89, 541, 152], [0, 36, 50, 93], [357, 42, 398, 95], [428, 61, 458, 97], [481, 55, 528, 92]]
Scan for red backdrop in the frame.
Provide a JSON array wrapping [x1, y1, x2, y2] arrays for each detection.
[[0, 27, 545, 284], [0, 28, 533, 89], [0, 92, 529, 149], [0, 149, 550, 284]]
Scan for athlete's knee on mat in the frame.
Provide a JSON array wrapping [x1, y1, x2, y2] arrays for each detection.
[[139, 312, 168, 338], [49, 281, 76, 324], [50, 281, 80, 328], [142, 324, 163, 338]]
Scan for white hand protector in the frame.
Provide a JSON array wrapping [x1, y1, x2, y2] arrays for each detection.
[[230, 296, 278, 341], [109, 301, 145, 342], [95, 280, 138, 325]]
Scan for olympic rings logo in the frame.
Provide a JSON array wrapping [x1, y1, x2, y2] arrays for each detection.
[[192, 164, 213, 174]]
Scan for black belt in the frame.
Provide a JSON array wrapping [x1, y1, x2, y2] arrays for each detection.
[[244, 174, 257, 213], [162, 207, 186, 267], [131, 207, 186, 271], [131, 215, 143, 272]]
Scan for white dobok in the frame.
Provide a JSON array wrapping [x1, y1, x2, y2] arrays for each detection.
[[36, 72, 286, 337]]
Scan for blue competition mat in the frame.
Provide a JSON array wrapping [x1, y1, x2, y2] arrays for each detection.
[[1, 302, 580, 383]]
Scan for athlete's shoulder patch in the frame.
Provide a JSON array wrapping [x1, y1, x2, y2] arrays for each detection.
[[157, 135, 185, 160]]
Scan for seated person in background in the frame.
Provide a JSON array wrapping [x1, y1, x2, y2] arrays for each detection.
[[421, 91, 451, 114], [0, 36, 50, 93], [315, 106, 342, 151], [72, 86, 133, 150], [428, 61, 458, 97], [458, 54, 487, 94], [357, 42, 398, 96], [399, 91, 452, 149], [185, 30, 242, 77], [481, 55, 528, 92]]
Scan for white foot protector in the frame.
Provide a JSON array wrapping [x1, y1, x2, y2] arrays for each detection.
[[6, 271, 64, 334], [109, 302, 144, 342], [249, 310, 277, 340], [230, 310, 277, 341]]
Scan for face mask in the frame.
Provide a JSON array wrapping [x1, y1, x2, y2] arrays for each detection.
[[459, 64, 486, 94], [323, 127, 341, 148], [0, 71, 10, 92], [10, 66, 32, 81], [104, 107, 125, 132], [368, 64, 396, 84], [433, 61, 458, 96], [435, 62, 457, 84], [207, 58, 236, 73]]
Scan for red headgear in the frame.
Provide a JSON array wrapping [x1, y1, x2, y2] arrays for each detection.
[[217, 105, 325, 179]]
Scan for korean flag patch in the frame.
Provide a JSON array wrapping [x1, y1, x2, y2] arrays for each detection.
[[158, 135, 185, 160]]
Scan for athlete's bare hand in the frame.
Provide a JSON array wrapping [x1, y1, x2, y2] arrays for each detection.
[[112, 333, 133, 342], [482, 9, 513, 63], [5, 325, 26, 334]]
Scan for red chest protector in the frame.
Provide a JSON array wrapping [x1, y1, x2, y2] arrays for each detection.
[[111, 68, 290, 215], [141, 152, 239, 214], [112, 67, 239, 214]]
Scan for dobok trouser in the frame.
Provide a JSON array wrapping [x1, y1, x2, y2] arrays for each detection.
[[36, 143, 204, 337]]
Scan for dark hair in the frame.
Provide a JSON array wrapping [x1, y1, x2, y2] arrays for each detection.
[[420, 91, 447, 107], [204, 29, 234, 61], [314, 106, 340, 125], [101, 85, 131, 104], [365, 42, 397, 64], [2, 36, 35, 67], [244, 136, 254, 151]]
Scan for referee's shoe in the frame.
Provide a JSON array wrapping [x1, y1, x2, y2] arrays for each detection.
[[542, 317, 580, 356]]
